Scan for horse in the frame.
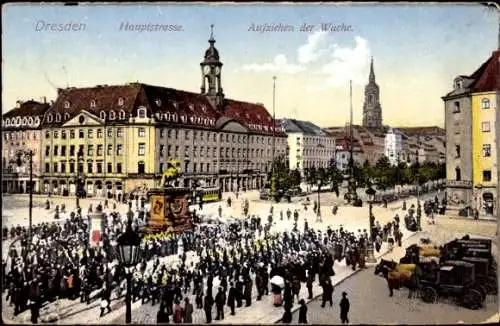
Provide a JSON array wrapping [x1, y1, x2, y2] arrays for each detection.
[[374, 259, 421, 298]]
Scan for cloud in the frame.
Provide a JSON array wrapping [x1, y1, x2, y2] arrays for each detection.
[[297, 31, 328, 64], [309, 36, 371, 91], [241, 54, 305, 74]]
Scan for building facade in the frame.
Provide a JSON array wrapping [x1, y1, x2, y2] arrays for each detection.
[[362, 57, 383, 129], [443, 50, 499, 217], [2, 99, 50, 193], [22, 29, 287, 197], [384, 127, 403, 166], [280, 119, 336, 173]]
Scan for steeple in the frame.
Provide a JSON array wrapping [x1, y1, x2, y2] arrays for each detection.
[[200, 24, 224, 108], [369, 56, 375, 83]]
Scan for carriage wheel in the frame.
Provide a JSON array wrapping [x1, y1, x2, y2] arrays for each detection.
[[472, 283, 487, 302], [421, 286, 437, 303], [463, 289, 482, 310], [486, 276, 498, 295]]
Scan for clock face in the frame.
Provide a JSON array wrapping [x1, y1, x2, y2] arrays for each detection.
[[203, 66, 211, 75], [215, 67, 221, 75]]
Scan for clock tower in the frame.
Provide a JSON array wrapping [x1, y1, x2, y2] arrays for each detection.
[[362, 57, 383, 129], [201, 24, 224, 108]]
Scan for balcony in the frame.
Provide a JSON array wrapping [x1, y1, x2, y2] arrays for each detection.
[[446, 180, 472, 188]]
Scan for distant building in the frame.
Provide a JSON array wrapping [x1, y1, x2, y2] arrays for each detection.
[[1, 99, 50, 193], [384, 127, 403, 166], [443, 49, 499, 217], [280, 119, 336, 173], [326, 131, 365, 171]]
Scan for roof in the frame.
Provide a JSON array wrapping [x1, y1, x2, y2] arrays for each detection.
[[280, 119, 329, 136], [3, 100, 50, 118], [42, 83, 286, 136], [470, 50, 500, 93], [396, 126, 445, 137]]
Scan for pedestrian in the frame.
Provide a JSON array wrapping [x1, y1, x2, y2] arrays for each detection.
[[306, 271, 314, 299], [298, 299, 308, 324], [99, 284, 112, 317], [244, 276, 252, 307], [281, 306, 293, 324], [215, 287, 226, 320], [173, 299, 183, 323], [203, 292, 214, 323], [340, 292, 350, 324], [157, 303, 170, 323], [227, 282, 236, 315], [321, 279, 333, 308], [182, 297, 193, 323]]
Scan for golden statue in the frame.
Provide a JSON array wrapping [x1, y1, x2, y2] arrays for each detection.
[[160, 159, 182, 188]]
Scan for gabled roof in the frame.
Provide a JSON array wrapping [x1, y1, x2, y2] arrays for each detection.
[[280, 119, 329, 136], [470, 50, 500, 93]]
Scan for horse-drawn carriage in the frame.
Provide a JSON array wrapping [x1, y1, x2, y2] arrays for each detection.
[[420, 260, 486, 310]]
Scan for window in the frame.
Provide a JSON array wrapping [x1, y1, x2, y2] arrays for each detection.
[[79, 129, 84, 138], [60, 163, 66, 173], [119, 110, 125, 120], [88, 145, 93, 156], [90, 100, 96, 108], [107, 128, 113, 137], [193, 163, 197, 173], [100, 111, 106, 120], [160, 145, 164, 157], [118, 97, 124, 106], [97, 145, 103, 156], [453, 101, 460, 113], [137, 108, 147, 118], [61, 130, 66, 139], [70, 130, 75, 139], [69, 162, 75, 173], [138, 128, 145, 137], [137, 161, 145, 174], [185, 146, 190, 157], [87, 162, 93, 173], [481, 98, 490, 109], [200, 146, 204, 157], [200, 132, 204, 141], [117, 128, 123, 138], [45, 131, 50, 139], [109, 111, 116, 120], [207, 163, 210, 172], [483, 170, 492, 182], [167, 145, 172, 156], [194, 146, 197, 157], [455, 167, 461, 181], [175, 130, 179, 139], [226, 134, 229, 142], [97, 162, 103, 174], [483, 144, 491, 157], [78, 161, 84, 173], [175, 146, 179, 156], [117, 163, 122, 173], [160, 129, 165, 138], [138, 143, 146, 156], [185, 130, 190, 140], [53, 162, 58, 173], [481, 121, 491, 132], [97, 129, 103, 138], [107, 144, 113, 156], [61, 145, 66, 156], [160, 163, 164, 173], [107, 162, 112, 173], [45, 163, 50, 173], [64, 101, 70, 109], [117, 144, 123, 156], [45, 146, 50, 156], [455, 145, 460, 158], [70, 145, 75, 156], [88, 129, 93, 138], [167, 129, 172, 138], [53, 131, 58, 139]]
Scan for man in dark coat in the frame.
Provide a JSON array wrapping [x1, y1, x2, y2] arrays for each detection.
[[321, 279, 333, 308], [214, 287, 226, 320], [306, 271, 314, 299], [203, 292, 214, 323], [340, 292, 350, 324], [244, 276, 253, 307], [227, 282, 237, 315], [298, 299, 308, 324]]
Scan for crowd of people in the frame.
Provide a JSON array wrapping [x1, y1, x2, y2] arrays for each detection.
[[1, 193, 408, 324]]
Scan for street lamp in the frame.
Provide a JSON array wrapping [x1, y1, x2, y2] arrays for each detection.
[[365, 183, 377, 263], [16, 150, 34, 241], [316, 178, 322, 222], [115, 208, 142, 324]]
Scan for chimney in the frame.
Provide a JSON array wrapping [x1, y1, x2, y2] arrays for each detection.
[[15, 100, 23, 108], [41, 96, 47, 104]]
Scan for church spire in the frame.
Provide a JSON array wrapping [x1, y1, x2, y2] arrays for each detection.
[[209, 24, 215, 44], [369, 56, 375, 83]]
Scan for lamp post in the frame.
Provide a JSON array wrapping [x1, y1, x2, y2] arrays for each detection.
[[16, 150, 34, 241], [365, 184, 377, 263], [414, 149, 421, 230], [116, 208, 142, 324], [316, 178, 322, 222]]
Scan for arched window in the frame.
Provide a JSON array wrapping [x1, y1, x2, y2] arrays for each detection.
[[5, 119, 10, 126], [55, 113, 61, 122], [28, 117, 33, 125], [119, 110, 126, 120], [118, 97, 124, 106], [90, 100, 96, 108], [47, 114, 53, 123], [64, 101, 70, 109], [34, 117, 40, 125], [100, 111, 106, 120], [481, 98, 490, 109], [109, 110, 116, 120], [137, 107, 147, 118], [155, 99, 162, 107], [64, 113, 70, 120], [22, 117, 28, 125]]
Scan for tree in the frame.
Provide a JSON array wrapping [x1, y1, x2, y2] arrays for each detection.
[[305, 166, 317, 185], [327, 160, 343, 197], [290, 169, 302, 187], [374, 156, 392, 190]]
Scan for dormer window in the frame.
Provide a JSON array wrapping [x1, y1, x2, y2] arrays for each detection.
[[481, 98, 490, 109], [56, 114, 61, 122], [64, 113, 70, 120], [90, 100, 96, 108], [64, 101, 70, 109], [118, 97, 124, 106], [257, 114, 261, 120], [452, 101, 460, 113], [155, 99, 162, 107], [201, 106, 207, 112], [245, 113, 250, 119], [5, 119, 10, 126], [137, 107, 147, 118], [189, 104, 194, 111], [119, 110, 126, 119], [109, 110, 116, 120], [100, 111, 106, 120], [47, 114, 53, 123], [172, 102, 178, 109], [22, 117, 28, 125], [454, 79, 463, 89], [28, 117, 33, 125]]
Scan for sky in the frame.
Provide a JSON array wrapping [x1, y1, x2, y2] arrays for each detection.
[[2, 3, 499, 128]]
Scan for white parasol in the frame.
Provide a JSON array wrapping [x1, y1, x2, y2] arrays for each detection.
[[270, 275, 285, 288]]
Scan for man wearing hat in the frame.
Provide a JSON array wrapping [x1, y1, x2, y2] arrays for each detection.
[[340, 291, 350, 324]]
